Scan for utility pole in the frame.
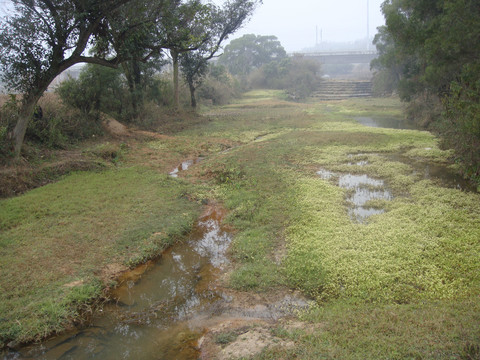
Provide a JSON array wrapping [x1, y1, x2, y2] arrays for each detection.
[[367, 0, 370, 50]]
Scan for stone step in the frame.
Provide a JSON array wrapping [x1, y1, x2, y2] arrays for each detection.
[[313, 80, 373, 100]]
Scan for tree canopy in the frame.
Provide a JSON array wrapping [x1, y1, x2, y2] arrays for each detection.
[[0, 0, 260, 157], [0, 0, 152, 156], [180, 0, 259, 108], [372, 0, 480, 181], [218, 34, 286, 75]]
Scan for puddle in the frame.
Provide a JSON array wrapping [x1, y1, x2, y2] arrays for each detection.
[[316, 169, 335, 180], [316, 150, 476, 224], [339, 174, 393, 223], [169, 158, 203, 178], [355, 116, 417, 130], [317, 169, 393, 223], [4, 207, 232, 360], [349, 160, 369, 166], [386, 154, 476, 192]]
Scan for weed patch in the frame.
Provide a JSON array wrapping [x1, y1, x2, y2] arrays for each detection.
[[2, 92, 479, 358], [199, 95, 480, 357]]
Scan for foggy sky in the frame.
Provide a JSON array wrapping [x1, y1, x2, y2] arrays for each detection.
[[0, 0, 386, 52], [220, 0, 386, 52]]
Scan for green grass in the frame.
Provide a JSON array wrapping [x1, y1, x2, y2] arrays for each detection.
[[0, 166, 201, 346], [2, 91, 479, 357], [192, 93, 480, 358], [251, 300, 480, 359]]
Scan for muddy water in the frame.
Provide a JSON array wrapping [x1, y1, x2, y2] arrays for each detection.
[[5, 208, 233, 360]]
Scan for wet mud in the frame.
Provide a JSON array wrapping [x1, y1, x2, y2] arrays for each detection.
[[5, 182, 306, 360]]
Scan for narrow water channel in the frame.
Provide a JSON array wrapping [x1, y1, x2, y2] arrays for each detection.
[[5, 114, 475, 359], [4, 207, 233, 360]]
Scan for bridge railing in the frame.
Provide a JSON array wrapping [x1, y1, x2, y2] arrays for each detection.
[[289, 50, 378, 57]]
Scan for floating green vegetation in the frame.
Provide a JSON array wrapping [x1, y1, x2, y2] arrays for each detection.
[[285, 175, 480, 303], [202, 95, 480, 357]]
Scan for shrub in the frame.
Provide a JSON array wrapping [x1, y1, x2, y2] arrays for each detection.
[[0, 94, 18, 158], [197, 65, 240, 105], [56, 64, 126, 120], [372, 69, 398, 96], [248, 57, 321, 99], [149, 73, 191, 109], [0, 92, 103, 161]]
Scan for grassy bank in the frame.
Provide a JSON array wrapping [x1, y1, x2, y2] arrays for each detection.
[[0, 164, 203, 346], [193, 92, 480, 358], [1, 90, 479, 357]]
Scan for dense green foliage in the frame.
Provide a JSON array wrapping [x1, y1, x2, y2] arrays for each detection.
[[0, 0, 259, 157], [218, 34, 287, 76], [249, 56, 321, 99], [56, 65, 125, 118], [372, 0, 480, 183]]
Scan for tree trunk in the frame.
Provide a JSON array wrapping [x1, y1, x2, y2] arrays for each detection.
[[189, 82, 197, 109], [123, 62, 140, 119], [171, 49, 180, 110], [12, 93, 42, 158]]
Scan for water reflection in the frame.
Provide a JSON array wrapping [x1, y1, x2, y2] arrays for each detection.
[[169, 158, 203, 178], [5, 208, 232, 360], [339, 174, 393, 223], [317, 170, 393, 223], [355, 116, 417, 130]]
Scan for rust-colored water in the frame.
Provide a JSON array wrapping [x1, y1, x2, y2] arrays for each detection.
[[6, 207, 232, 360]]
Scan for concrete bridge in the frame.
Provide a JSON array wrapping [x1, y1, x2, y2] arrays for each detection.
[[290, 50, 378, 65]]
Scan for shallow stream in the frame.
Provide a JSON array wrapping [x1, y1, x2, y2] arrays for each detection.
[[4, 206, 232, 360], [3, 115, 475, 358], [4, 160, 307, 360]]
